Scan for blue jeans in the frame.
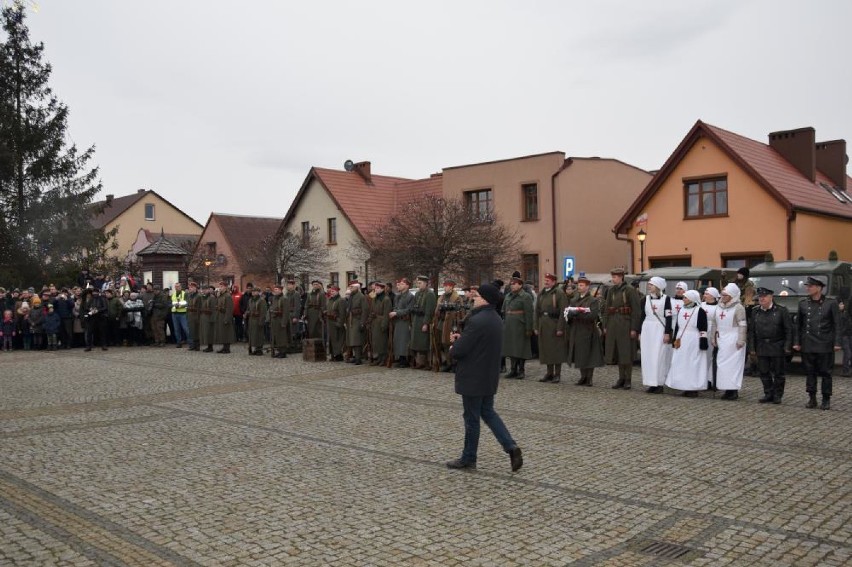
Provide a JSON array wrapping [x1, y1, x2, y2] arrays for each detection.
[[461, 395, 516, 463], [171, 313, 189, 344]]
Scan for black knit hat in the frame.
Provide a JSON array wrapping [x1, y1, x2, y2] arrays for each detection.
[[737, 267, 750, 279], [478, 283, 502, 306]]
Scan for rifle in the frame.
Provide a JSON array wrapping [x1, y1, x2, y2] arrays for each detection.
[[386, 318, 395, 368]]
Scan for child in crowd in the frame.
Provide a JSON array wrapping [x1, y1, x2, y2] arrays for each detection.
[[44, 303, 61, 350], [29, 296, 45, 350], [18, 302, 33, 350], [1, 309, 16, 350]]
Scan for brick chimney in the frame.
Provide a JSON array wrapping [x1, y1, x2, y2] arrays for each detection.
[[354, 161, 372, 184], [769, 127, 816, 182], [815, 139, 848, 191], [137, 188, 146, 194]]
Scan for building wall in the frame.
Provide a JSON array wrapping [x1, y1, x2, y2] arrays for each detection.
[[791, 212, 852, 261], [107, 194, 202, 260], [622, 135, 789, 271], [284, 178, 366, 284], [442, 152, 566, 283], [555, 158, 651, 275], [196, 217, 241, 288]]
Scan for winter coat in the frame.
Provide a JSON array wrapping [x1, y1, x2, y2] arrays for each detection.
[[566, 292, 604, 369], [501, 290, 533, 359], [794, 295, 841, 353], [451, 304, 503, 397], [28, 307, 45, 333], [43, 311, 62, 334], [53, 296, 75, 319], [748, 302, 792, 357]]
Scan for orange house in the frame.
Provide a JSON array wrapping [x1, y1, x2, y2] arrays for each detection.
[[614, 121, 852, 272]]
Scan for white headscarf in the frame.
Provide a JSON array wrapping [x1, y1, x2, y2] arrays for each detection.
[[704, 287, 720, 300], [649, 277, 666, 295], [684, 290, 701, 305], [722, 282, 741, 303], [675, 281, 688, 291]]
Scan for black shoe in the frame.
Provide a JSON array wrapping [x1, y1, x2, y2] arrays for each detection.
[[101, 347, 108, 351], [202, 346, 213, 353], [84, 347, 92, 352], [176, 343, 182, 348], [354, 359, 362, 365], [506, 371, 518, 379], [612, 379, 625, 390], [725, 391, 738, 401], [539, 374, 554, 383], [758, 395, 774, 404], [551, 377, 561, 384], [509, 447, 523, 472], [445, 459, 476, 470], [772, 397, 782, 405], [683, 391, 698, 398], [820, 396, 831, 410], [806, 395, 818, 409]]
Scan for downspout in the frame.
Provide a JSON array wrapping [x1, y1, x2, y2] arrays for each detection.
[[786, 209, 795, 260], [551, 159, 572, 276], [613, 230, 636, 273]]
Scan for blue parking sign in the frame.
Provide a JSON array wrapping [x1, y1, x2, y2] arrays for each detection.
[[563, 256, 575, 279]]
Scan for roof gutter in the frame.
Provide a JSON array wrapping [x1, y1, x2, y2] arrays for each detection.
[[551, 159, 572, 274], [613, 231, 635, 273]]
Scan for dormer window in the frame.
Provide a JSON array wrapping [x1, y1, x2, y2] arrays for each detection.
[[144, 203, 155, 221]]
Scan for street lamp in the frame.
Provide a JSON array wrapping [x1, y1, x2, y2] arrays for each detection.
[[203, 258, 213, 286], [637, 229, 647, 272]]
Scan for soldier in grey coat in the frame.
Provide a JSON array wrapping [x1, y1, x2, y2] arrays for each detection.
[[410, 275, 437, 369], [345, 281, 369, 365], [502, 277, 534, 379], [269, 284, 289, 358], [793, 276, 841, 410], [566, 275, 604, 386], [199, 285, 216, 352], [602, 267, 641, 389], [389, 278, 415, 368], [325, 285, 347, 361], [214, 281, 235, 353], [536, 273, 568, 383]]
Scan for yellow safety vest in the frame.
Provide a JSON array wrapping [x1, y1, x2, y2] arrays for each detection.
[[171, 290, 187, 313]]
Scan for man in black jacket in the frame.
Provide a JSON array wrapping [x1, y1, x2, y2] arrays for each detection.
[[793, 276, 841, 410], [748, 287, 792, 404], [445, 283, 522, 472]]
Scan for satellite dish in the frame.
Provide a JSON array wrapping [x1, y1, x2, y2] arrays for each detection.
[[344, 160, 355, 172]]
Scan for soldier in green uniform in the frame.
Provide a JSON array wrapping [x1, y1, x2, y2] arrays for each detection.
[[566, 275, 604, 385], [346, 281, 369, 365], [199, 285, 216, 352], [410, 275, 437, 370], [246, 287, 267, 355], [285, 279, 302, 352], [325, 285, 346, 360], [269, 284, 289, 358], [186, 281, 201, 351], [502, 276, 534, 379], [435, 280, 463, 372], [305, 280, 327, 339], [368, 281, 392, 365], [536, 273, 568, 383], [602, 267, 641, 389], [214, 281, 235, 353], [389, 278, 415, 368]]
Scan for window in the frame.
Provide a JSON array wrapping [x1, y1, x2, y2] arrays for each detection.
[[205, 242, 217, 256], [346, 271, 357, 285], [464, 189, 493, 221], [301, 221, 310, 246], [522, 183, 538, 221], [522, 254, 539, 289], [684, 177, 727, 218], [327, 218, 337, 245], [330, 272, 340, 288], [722, 254, 766, 269], [144, 203, 155, 221]]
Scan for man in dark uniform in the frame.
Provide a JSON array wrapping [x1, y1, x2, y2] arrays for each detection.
[[285, 279, 302, 352], [199, 285, 216, 352], [435, 280, 463, 372], [346, 281, 369, 365], [325, 285, 346, 361], [748, 287, 792, 404], [603, 267, 641, 389], [410, 275, 437, 370], [305, 280, 327, 339], [566, 275, 604, 385], [793, 276, 841, 410], [368, 281, 392, 366], [535, 273, 568, 383], [269, 284, 289, 358], [502, 276, 534, 379], [445, 284, 523, 472], [389, 278, 415, 367], [246, 287, 267, 355], [214, 281, 235, 353], [186, 281, 202, 351]]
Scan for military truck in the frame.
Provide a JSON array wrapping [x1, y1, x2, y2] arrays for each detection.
[[748, 260, 852, 314]]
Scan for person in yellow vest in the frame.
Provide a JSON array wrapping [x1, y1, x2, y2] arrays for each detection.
[[170, 282, 189, 348]]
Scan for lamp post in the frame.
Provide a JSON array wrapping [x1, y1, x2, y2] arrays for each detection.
[[637, 229, 647, 272], [203, 258, 213, 286]]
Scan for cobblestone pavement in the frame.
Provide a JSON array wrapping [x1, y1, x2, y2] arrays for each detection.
[[0, 346, 849, 566]]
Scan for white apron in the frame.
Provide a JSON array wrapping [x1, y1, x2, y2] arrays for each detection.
[[641, 295, 672, 387], [714, 301, 745, 390], [665, 304, 709, 391], [701, 302, 718, 379]]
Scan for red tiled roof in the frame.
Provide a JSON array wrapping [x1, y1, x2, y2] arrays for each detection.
[[90, 191, 147, 229], [211, 214, 284, 270], [615, 120, 852, 233], [287, 168, 443, 240]]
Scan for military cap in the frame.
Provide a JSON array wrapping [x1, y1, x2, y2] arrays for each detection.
[[610, 267, 627, 275], [577, 274, 591, 285], [272, 283, 282, 290], [755, 287, 774, 296], [374, 281, 386, 288], [311, 279, 322, 285], [286, 278, 296, 284], [328, 285, 340, 291], [510, 276, 524, 285], [544, 273, 558, 282], [415, 275, 429, 282], [188, 281, 198, 288], [442, 280, 455, 287], [397, 277, 411, 286], [348, 280, 360, 287], [805, 275, 826, 287]]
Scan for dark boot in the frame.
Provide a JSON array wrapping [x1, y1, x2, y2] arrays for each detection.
[[724, 390, 738, 401], [539, 365, 554, 382], [395, 356, 408, 368], [516, 360, 525, 380], [820, 395, 831, 410], [500, 357, 507, 373], [758, 377, 774, 403], [203, 345, 213, 352], [551, 364, 561, 384], [584, 368, 593, 386], [772, 378, 785, 404], [506, 359, 519, 379], [806, 393, 817, 408]]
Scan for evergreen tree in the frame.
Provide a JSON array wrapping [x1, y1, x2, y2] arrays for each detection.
[[0, 3, 115, 285]]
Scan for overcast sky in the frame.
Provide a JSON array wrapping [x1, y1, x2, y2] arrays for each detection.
[[14, 0, 852, 225]]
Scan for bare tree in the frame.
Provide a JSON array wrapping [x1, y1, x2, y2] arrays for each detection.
[[362, 194, 524, 286], [242, 225, 333, 283]]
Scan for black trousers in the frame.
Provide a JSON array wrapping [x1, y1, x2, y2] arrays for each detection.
[[802, 351, 833, 396], [757, 355, 786, 396]]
